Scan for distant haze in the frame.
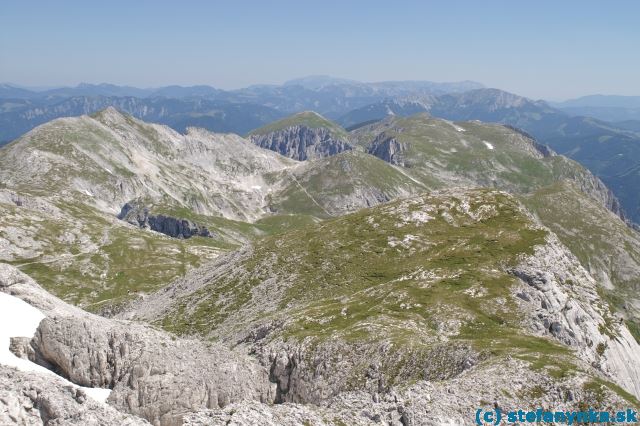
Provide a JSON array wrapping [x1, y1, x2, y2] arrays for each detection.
[[1, 0, 639, 100]]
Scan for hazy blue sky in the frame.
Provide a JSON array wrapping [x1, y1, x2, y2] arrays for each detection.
[[1, 0, 638, 100]]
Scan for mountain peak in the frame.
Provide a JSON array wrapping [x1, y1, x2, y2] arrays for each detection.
[[248, 111, 352, 160], [249, 111, 346, 137], [294, 110, 326, 119], [91, 106, 129, 123]]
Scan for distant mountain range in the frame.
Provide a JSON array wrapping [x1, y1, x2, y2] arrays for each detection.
[[2, 78, 640, 223], [0, 82, 222, 99], [0, 96, 285, 142], [0, 77, 483, 144], [550, 95, 640, 122], [552, 95, 640, 108], [0, 77, 481, 103]]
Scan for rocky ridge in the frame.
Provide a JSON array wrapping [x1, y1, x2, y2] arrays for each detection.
[[122, 189, 640, 414], [3, 190, 640, 424], [0, 109, 635, 317]]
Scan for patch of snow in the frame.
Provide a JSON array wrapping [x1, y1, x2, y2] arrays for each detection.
[[482, 141, 495, 150], [82, 387, 112, 402], [83, 189, 94, 197], [0, 292, 112, 403]]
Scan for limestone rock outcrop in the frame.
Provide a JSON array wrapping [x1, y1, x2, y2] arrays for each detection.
[[0, 264, 274, 426], [118, 201, 213, 239], [251, 125, 352, 160], [0, 365, 148, 425]]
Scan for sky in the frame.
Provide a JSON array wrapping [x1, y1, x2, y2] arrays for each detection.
[[1, 0, 639, 100]]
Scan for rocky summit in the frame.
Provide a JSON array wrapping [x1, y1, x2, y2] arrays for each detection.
[[1, 108, 640, 425], [249, 111, 354, 160]]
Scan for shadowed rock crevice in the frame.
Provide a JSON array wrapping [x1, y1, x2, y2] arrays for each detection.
[[366, 135, 407, 165], [118, 201, 214, 239]]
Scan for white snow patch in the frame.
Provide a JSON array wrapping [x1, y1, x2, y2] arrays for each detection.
[[482, 141, 495, 150], [81, 387, 113, 403], [83, 189, 94, 197], [0, 292, 112, 403]]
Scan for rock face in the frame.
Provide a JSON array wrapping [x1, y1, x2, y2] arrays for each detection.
[[118, 201, 213, 239], [250, 125, 353, 160], [261, 340, 479, 405], [28, 316, 274, 425], [511, 233, 640, 398], [571, 171, 627, 222], [366, 135, 406, 165], [0, 264, 274, 426], [0, 365, 148, 425], [184, 357, 635, 426]]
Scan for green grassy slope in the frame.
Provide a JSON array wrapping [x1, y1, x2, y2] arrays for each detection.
[[154, 189, 627, 394], [353, 114, 608, 197], [267, 150, 427, 217], [160, 190, 554, 348], [0, 199, 223, 311]]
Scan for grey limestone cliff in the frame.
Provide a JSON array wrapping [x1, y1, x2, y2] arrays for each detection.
[[118, 201, 213, 239], [250, 125, 353, 160], [366, 135, 407, 165]]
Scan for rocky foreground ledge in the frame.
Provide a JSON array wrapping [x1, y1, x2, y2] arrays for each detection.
[[0, 264, 272, 425]]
